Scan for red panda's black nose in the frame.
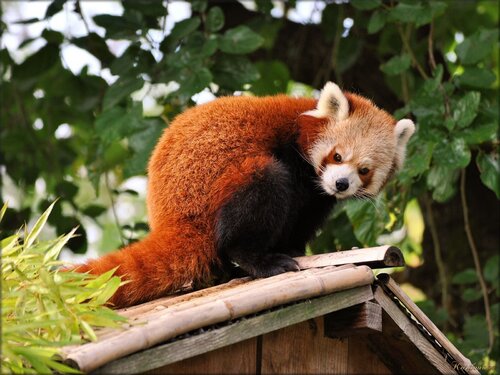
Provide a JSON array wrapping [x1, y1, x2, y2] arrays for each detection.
[[336, 178, 349, 192]]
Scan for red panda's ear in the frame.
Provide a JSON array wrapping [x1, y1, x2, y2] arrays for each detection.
[[297, 114, 328, 153], [303, 82, 349, 121], [394, 119, 415, 169]]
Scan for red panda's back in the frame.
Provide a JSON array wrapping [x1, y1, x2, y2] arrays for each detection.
[[147, 95, 316, 229]]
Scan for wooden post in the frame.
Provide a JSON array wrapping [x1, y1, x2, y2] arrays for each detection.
[[324, 301, 383, 338]]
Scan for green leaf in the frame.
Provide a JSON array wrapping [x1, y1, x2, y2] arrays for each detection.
[[212, 55, 260, 91], [102, 75, 144, 111], [433, 138, 471, 169], [124, 119, 164, 178], [41, 29, 64, 44], [368, 10, 387, 34], [176, 67, 213, 97], [451, 269, 478, 285], [426, 166, 458, 202], [13, 17, 42, 24], [350, 0, 380, 10], [72, 33, 115, 67], [44, 0, 66, 19], [191, 0, 207, 12], [80, 320, 97, 341], [95, 276, 121, 305], [25, 201, 57, 248], [82, 205, 107, 218], [84, 267, 117, 287], [43, 228, 77, 264], [93, 14, 142, 39], [251, 60, 290, 96], [219, 26, 264, 54], [206, 6, 224, 33], [484, 255, 499, 283], [463, 288, 483, 302], [0, 202, 7, 223], [345, 199, 389, 246], [402, 141, 435, 178], [476, 151, 500, 199], [55, 181, 78, 200], [122, 0, 166, 17], [380, 54, 411, 76], [95, 105, 148, 144], [461, 122, 497, 145], [452, 92, 481, 129], [12, 44, 60, 83], [162, 18, 201, 52], [456, 29, 498, 65], [388, 2, 447, 27], [462, 315, 489, 353], [455, 67, 496, 89]]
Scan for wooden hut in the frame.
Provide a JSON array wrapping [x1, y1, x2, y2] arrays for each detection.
[[60, 246, 479, 375]]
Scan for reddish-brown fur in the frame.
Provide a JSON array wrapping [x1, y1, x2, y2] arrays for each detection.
[[76, 95, 317, 307], [75, 91, 400, 308]]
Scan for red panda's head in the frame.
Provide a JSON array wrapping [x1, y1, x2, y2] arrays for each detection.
[[298, 82, 415, 199]]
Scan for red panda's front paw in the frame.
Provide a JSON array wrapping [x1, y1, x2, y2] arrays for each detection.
[[251, 253, 300, 278]]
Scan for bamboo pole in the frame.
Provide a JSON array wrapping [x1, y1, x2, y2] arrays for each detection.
[[295, 245, 405, 269], [67, 266, 358, 347], [62, 265, 374, 373], [66, 265, 359, 346]]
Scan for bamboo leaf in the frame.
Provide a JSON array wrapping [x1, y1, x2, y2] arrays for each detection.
[[84, 266, 119, 289], [80, 320, 97, 341], [95, 276, 121, 305], [0, 202, 7, 222], [43, 227, 77, 264], [25, 201, 57, 248]]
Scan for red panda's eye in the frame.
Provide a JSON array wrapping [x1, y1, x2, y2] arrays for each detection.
[[359, 167, 370, 175], [333, 153, 342, 163]]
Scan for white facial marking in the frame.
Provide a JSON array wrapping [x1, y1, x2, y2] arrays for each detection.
[[321, 164, 362, 198]]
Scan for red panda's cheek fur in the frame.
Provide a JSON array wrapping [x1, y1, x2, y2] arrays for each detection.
[[359, 169, 374, 189], [297, 115, 329, 155]]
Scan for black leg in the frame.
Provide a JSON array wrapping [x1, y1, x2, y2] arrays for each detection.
[[215, 158, 299, 278]]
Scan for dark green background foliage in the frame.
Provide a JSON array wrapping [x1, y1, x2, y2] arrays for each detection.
[[1, 0, 498, 371]]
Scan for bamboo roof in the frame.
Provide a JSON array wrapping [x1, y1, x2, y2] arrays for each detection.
[[57, 246, 478, 375]]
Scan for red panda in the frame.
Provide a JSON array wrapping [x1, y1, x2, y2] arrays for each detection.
[[74, 82, 415, 308]]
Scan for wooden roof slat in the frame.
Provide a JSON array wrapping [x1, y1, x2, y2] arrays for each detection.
[[373, 285, 457, 374], [61, 265, 374, 373], [377, 274, 480, 375]]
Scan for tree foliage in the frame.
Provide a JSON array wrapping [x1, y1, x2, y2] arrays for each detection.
[[1, 1, 498, 372]]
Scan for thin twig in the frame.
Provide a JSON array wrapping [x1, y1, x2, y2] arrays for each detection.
[[423, 194, 449, 315], [460, 169, 494, 353], [75, 0, 91, 35], [428, 20, 437, 71], [105, 172, 125, 246], [397, 23, 429, 80], [427, 19, 451, 117]]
